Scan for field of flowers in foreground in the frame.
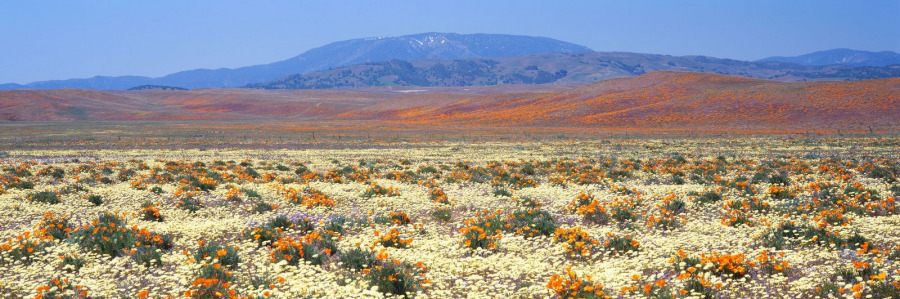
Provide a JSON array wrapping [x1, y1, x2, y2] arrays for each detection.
[[1, 137, 899, 298]]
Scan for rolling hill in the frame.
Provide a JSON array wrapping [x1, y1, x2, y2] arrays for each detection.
[[341, 72, 900, 131], [1, 72, 897, 132]]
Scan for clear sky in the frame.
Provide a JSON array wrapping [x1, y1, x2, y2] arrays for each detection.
[[1, 0, 898, 84]]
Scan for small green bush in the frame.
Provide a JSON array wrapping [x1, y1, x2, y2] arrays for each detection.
[[194, 242, 240, 269], [253, 201, 275, 213], [150, 186, 164, 194], [508, 209, 557, 238], [242, 188, 261, 199], [695, 190, 722, 204], [60, 254, 85, 273], [492, 188, 512, 197], [177, 197, 203, 213], [339, 247, 379, 272], [37, 213, 71, 240], [28, 191, 60, 204], [365, 260, 423, 296], [87, 194, 103, 206], [243, 225, 281, 247], [389, 211, 412, 225], [72, 213, 173, 258], [129, 246, 163, 267], [431, 207, 452, 222], [7, 180, 35, 189], [140, 201, 164, 222]]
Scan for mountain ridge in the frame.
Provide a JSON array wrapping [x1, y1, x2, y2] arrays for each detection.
[[759, 49, 900, 67], [1, 33, 591, 90], [248, 52, 900, 89], [3, 33, 898, 90]]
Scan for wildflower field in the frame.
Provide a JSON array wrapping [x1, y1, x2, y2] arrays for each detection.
[[1, 136, 899, 298]]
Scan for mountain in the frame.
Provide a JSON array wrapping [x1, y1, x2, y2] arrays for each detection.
[[249, 52, 900, 89], [5, 35, 899, 90], [127, 85, 187, 91], [2, 72, 897, 133], [759, 49, 900, 67], [0, 33, 591, 90], [1, 76, 157, 90]]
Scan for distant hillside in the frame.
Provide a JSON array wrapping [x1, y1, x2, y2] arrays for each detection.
[[0, 33, 590, 90], [2, 72, 897, 132], [335, 72, 900, 131], [760, 49, 900, 67], [249, 52, 900, 89], [128, 85, 187, 91]]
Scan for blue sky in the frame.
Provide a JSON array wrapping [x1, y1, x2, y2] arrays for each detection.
[[1, 0, 898, 84]]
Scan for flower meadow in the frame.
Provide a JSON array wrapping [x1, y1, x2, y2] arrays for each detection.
[[1, 137, 899, 298]]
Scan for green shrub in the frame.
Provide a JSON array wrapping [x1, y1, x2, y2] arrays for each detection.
[[267, 215, 293, 230], [266, 215, 314, 234], [507, 209, 557, 238], [39, 167, 66, 179], [194, 242, 240, 269], [604, 234, 640, 255], [492, 188, 512, 197], [253, 201, 275, 213], [377, 228, 412, 248], [189, 263, 236, 298], [431, 207, 452, 222], [339, 247, 379, 272], [243, 225, 281, 247], [72, 213, 172, 258], [60, 254, 85, 273], [683, 278, 718, 299], [761, 222, 869, 250], [611, 205, 639, 223], [33, 277, 92, 298], [324, 216, 349, 234], [695, 190, 722, 204], [869, 281, 900, 298], [365, 260, 423, 296], [389, 211, 412, 225], [663, 198, 686, 214], [177, 197, 203, 213], [129, 246, 163, 267], [294, 164, 310, 175], [812, 282, 840, 298], [361, 183, 399, 198], [7, 180, 35, 189], [59, 184, 86, 195], [517, 196, 541, 209], [87, 194, 103, 206], [150, 186, 164, 194], [140, 201, 164, 222], [246, 272, 272, 291], [28, 191, 60, 204], [269, 232, 336, 266], [242, 188, 261, 199], [37, 212, 71, 241], [3, 240, 50, 265]]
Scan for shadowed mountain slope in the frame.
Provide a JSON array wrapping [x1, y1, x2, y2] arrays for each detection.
[[250, 52, 900, 89]]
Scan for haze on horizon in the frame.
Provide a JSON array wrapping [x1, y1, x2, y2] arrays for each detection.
[[1, 0, 898, 84]]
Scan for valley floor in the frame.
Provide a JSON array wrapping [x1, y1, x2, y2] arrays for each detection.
[[1, 133, 899, 298]]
